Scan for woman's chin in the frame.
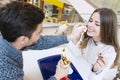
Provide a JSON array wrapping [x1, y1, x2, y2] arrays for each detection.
[[87, 32, 93, 37]]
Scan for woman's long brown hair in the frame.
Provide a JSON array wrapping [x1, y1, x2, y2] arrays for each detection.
[[80, 8, 120, 67]]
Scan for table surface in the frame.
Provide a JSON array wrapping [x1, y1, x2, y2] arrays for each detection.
[[22, 43, 92, 80]]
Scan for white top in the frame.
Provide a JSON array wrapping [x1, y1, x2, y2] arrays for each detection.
[[82, 38, 117, 80]]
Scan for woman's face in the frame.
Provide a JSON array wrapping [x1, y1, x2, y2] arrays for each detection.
[[87, 12, 101, 42]]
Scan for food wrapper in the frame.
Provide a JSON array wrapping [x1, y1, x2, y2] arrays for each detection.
[[56, 21, 69, 35], [61, 48, 71, 67]]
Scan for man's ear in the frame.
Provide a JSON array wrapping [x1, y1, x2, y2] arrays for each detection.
[[17, 36, 29, 44]]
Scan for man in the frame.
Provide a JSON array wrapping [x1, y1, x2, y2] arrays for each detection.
[[0, 1, 82, 80]]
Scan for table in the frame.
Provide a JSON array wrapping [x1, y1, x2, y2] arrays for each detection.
[[22, 42, 92, 80]]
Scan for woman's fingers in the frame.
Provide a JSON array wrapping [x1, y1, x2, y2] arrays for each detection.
[[93, 56, 108, 72], [98, 55, 107, 65]]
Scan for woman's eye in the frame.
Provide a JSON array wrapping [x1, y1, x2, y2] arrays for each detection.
[[95, 24, 100, 26], [89, 19, 93, 22]]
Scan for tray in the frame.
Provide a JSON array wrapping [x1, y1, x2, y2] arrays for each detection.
[[38, 54, 83, 80]]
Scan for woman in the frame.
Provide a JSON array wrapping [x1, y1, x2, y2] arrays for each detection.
[[79, 8, 120, 79], [49, 8, 120, 80]]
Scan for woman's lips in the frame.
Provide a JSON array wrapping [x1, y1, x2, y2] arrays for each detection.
[[87, 29, 94, 33]]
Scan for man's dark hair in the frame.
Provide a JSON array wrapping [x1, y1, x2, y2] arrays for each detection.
[[0, 1, 45, 42]]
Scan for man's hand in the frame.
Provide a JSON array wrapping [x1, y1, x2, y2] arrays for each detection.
[[67, 23, 87, 43]]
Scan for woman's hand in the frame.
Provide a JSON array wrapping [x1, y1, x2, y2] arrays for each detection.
[[93, 55, 108, 72], [54, 60, 70, 80]]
